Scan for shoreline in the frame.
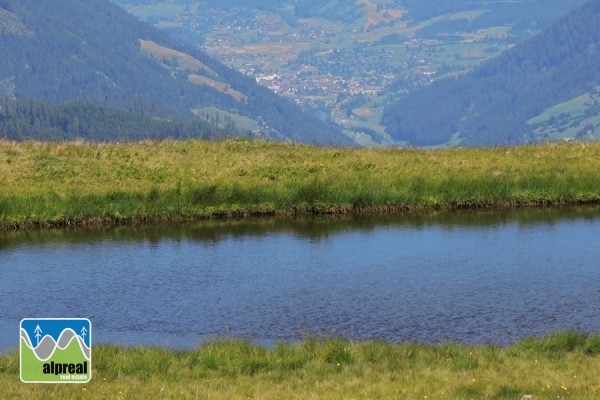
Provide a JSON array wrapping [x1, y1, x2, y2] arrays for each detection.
[[2, 197, 600, 231], [2, 328, 600, 353]]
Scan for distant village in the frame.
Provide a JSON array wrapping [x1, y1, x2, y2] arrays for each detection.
[[168, 4, 511, 137], [179, 7, 457, 120]]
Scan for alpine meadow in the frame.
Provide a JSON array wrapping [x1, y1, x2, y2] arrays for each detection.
[[1, 140, 600, 229]]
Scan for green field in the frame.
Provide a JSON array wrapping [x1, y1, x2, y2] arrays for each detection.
[[1, 139, 600, 229], [3, 333, 600, 399]]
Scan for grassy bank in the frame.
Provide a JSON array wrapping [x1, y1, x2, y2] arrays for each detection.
[[2, 332, 600, 399], [1, 140, 600, 229]]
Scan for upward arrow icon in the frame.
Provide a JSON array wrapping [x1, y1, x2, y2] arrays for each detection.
[[34, 325, 42, 346]]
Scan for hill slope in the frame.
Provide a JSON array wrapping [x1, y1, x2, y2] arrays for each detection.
[[0, 97, 235, 141], [0, 0, 351, 145], [381, 0, 600, 146]]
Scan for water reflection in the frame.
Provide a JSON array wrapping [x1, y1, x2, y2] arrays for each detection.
[[2, 205, 599, 248], [1, 206, 599, 352]]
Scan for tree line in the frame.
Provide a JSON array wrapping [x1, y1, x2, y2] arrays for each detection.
[[0, 98, 238, 141]]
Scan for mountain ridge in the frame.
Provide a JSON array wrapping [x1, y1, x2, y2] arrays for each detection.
[[381, 0, 600, 146], [0, 0, 352, 145]]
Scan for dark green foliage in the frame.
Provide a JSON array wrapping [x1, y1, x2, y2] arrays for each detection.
[[583, 335, 600, 354], [382, 0, 600, 146], [292, 179, 329, 206], [322, 340, 354, 365], [510, 331, 590, 355], [189, 185, 219, 206], [0, 98, 232, 141]]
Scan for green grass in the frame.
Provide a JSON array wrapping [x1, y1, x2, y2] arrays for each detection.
[[2, 333, 600, 399], [1, 139, 600, 229]]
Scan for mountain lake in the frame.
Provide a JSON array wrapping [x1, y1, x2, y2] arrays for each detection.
[[1, 206, 599, 352]]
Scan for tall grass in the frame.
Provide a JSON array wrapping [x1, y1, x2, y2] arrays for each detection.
[[2, 333, 600, 399], [1, 140, 600, 228]]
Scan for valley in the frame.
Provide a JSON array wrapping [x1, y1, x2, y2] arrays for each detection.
[[118, 0, 590, 145]]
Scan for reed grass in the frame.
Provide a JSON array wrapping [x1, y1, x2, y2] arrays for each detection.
[[1, 139, 600, 229], [2, 332, 600, 399]]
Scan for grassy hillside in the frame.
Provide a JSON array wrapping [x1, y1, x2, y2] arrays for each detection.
[[1, 140, 600, 229], [2, 332, 600, 399]]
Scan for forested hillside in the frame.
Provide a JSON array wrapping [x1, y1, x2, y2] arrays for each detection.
[[382, 0, 600, 146], [0, 0, 350, 144], [0, 98, 236, 141]]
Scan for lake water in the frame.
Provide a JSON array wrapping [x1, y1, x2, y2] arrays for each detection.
[[1, 207, 600, 351]]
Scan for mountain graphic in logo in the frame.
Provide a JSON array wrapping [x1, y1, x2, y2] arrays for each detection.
[[20, 318, 91, 383]]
